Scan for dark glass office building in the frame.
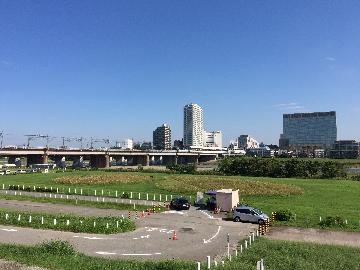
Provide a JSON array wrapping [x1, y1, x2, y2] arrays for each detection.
[[279, 111, 337, 149]]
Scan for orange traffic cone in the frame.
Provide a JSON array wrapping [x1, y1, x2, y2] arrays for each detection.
[[172, 231, 177, 240]]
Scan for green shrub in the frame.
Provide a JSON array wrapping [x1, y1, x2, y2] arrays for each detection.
[[274, 210, 293, 221], [166, 164, 196, 174], [319, 216, 346, 228], [37, 240, 76, 256]]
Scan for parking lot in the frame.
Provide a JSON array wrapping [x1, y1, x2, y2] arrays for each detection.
[[0, 200, 257, 260]]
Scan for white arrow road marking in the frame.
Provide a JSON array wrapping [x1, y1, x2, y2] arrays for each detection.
[[0, 228, 18, 232], [96, 252, 117, 255], [203, 226, 221, 244]]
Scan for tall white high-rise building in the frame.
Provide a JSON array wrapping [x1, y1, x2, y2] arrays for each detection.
[[183, 103, 204, 148]]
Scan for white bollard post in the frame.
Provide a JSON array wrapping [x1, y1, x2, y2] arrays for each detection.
[[93, 221, 96, 227], [165, 195, 168, 201], [29, 216, 32, 223], [102, 197, 105, 203], [256, 230, 259, 237], [214, 261, 217, 267], [95, 190, 97, 196], [60, 195, 63, 199], [139, 193, 141, 200], [207, 256, 211, 269], [5, 214, 8, 220], [22, 185, 25, 190], [66, 220, 70, 226], [153, 194, 156, 200], [235, 249, 238, 257], [249, 235, 252, 245], [345, 219, 348, 225], [221, 261, 224, 266], [97, 197, 99, 202], [160, 194, 162, 201], [252, 232, 255, 242], [116, 190, 118, 197], [171, 195, 173, 200], [54, 219, 57, 226], [146, 194, 149, 201], [2, 184, 4, 189], [245, 240, 248, 249], [41, 217, 44, 225], [81, 189, 83, 195], [229, 255, 232, 262], [240, 244, 243, 253], [18, 214, 21, 221], [116, 221, 119, 228], [227, 242, 230, 258], [66, 195, 69, 200], [101, 189, 104, 196], [68, 187, 71, 194], [130, 192, 133, 199], [320, 216, 322, 222], [106, 223, 109, 229], [196, 262, 201, 270], [133, 203, 136, 209], [15, 191, 17, 196], [56, 188, 59, 193]]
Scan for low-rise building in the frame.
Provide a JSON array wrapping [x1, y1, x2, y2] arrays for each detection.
[[238, 135, 259, 150], [246, 144, 275, 157], [329, 140, 360, 159], [203, 131, 222, 148]]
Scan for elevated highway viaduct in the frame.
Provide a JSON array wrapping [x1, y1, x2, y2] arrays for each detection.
[[0, 148, 225, 168]]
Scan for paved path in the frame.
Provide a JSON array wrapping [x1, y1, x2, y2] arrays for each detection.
[[266, 226, 360, 247], [0, 199, 257, 260]]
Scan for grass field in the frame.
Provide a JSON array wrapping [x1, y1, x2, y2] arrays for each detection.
[[0, 193, 153, 211], [0, 238, 358, 270], [0, 208, 135, 234], [1, 170, 360, 231]]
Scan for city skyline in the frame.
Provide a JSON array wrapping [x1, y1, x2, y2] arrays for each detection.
[[1, 1, 360, 145]]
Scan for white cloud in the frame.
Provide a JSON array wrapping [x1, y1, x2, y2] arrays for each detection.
[[325, 56, 335, 61], [272, 102, 307, 111]]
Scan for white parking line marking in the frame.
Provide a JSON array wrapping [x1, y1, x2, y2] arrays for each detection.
[[96, 251, 117, 255], [74, 236, 112, 240], [199, 210, 221, 220], [203, 226, 221, 244], [163, 211, 184, 215], [0, 228, 18, 232], [120, 253, 162, 256]]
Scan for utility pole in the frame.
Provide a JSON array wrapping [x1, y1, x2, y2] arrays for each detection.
[[0, 131, 3, 149]]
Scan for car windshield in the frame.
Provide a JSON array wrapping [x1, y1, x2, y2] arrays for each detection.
[[177, 198, 188, 203]]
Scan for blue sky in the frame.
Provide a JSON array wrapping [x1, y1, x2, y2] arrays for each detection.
[[1, 0, 360, 147]]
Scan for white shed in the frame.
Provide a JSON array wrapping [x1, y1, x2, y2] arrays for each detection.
[[216, 189, 239, 212]]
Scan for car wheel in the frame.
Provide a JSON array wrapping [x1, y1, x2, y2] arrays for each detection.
[[258, 219, 265, 224], [234, 216, 240, 222]]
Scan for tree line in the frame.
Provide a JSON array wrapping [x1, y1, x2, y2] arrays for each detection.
[[218, 157, 346, 179]]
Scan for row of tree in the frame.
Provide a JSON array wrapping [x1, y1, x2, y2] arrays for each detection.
[[218, 157, 346, 179]]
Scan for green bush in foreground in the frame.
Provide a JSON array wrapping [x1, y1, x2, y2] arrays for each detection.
[[319, 216, 346, 229], [0, 239, 359, 270], [0, 209, 135, 234], [273, 210, 293, 221]]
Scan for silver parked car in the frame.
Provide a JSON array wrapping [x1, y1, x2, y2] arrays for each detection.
[[233, 205, 269, 224]]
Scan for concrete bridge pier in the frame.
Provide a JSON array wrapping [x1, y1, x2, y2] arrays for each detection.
[[135, 155, 149, 166], [90, 155, 109, 168]]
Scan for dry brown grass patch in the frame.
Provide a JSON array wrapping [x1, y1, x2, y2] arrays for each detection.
[[156, 175, 303, 196], [54, 174, 151, 185]]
